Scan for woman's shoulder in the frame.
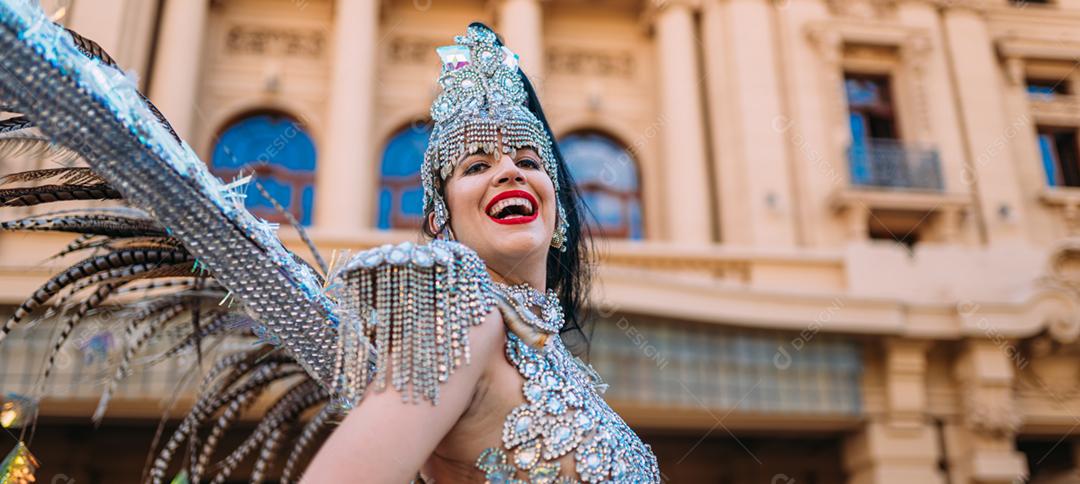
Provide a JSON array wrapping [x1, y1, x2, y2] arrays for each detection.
[[470, 307, 509, 366]]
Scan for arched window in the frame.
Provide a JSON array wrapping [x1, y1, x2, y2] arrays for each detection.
[[210, 112, 317, 225], [378, 122, 431, 230], [559, 131, 643, 239]]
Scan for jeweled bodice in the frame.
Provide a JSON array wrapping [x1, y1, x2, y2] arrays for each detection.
[[473, 331, 661, 483]]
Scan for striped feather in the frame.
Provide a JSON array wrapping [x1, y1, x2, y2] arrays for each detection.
[[0, 183, 122, 206], [150, 364, 303, 484], [1, 213, 166, 237], [0, 134, 83, 166], [92, 300, 193, 423], [0, 248, 193, 344], [0, 167, 105, 186], [280, 404, 337, 483], [39, 282, 120, 387], [0, 115, 32, 133], [210, 380, 327, 484]]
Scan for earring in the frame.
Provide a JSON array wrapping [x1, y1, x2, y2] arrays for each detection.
[[551, 202, 568, 251], [439, 223, 457, 242], [432, 199, 450, 238]]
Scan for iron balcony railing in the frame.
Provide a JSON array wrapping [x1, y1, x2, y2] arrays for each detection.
[[848, 138, 944, 191]]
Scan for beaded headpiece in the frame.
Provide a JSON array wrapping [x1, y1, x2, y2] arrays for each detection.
[[422, 24, 568, 250]]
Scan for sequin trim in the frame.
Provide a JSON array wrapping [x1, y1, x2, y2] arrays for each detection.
[[476, 332, 661, 483]]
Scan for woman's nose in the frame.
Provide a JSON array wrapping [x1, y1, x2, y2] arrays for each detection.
[[493, 156, 525, 185]]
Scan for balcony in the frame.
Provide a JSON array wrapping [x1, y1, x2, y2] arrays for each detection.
[[1028, 93, 1080, 125], [834, 139, 968, 243], [848, 138, 944, 192]]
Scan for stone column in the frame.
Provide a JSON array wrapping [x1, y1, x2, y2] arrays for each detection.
[[496, 0, 544, 92], [68, 0, 159, 90], [944, 339, 1027, 484], [895, 1, 969, 198], [654, 1, 713, 243], [316, 0, 379, 231], [147, 0, 209, 140], [771, 0, 840, 247], [844, 340, 946, 484], [1000, 55, 1054, 237], [68, 0, 126, 61], [941, 6, 1029, 243], [703, 0, 796, 247]]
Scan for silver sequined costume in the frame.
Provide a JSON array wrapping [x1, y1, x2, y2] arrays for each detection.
[[0, 2, 660, 482], [477, 302, 661, 483]]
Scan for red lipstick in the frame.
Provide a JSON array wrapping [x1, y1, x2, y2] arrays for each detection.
[[484, 190, 539, 225]]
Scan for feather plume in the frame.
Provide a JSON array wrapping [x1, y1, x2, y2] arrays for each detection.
[[0, 167, 105, 186], [0, 183, 122, 206], [280, 404, 337, 483], [0, 134, 83, 166], [0, 248, 193, 344], [0, 115, 32, 133]]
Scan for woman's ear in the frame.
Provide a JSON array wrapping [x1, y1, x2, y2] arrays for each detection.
[[426, 212, 438, 236]]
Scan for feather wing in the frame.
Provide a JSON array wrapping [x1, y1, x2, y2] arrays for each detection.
[[0, 4, 502, 482]]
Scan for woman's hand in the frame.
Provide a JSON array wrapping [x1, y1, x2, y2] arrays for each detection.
[[301, 309, 506, 483]]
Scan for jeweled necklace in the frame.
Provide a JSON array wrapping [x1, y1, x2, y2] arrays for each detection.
[[491, 281, 564, 333]]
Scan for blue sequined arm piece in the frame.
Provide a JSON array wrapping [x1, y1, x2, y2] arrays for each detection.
[[0, 0, 339, 387]]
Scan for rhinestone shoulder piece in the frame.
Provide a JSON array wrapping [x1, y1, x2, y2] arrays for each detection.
[[331, 240, 496, 406]]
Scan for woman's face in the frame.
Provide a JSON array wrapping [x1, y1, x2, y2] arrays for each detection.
[[436, 144, 556, 280]]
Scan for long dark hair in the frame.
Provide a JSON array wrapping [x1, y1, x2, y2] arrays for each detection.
[[421, 22, 596, 358]]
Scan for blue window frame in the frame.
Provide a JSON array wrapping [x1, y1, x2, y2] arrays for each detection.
[[210, 112, 317, 225], [1026, 78, 1069, 99], [558, 132, 643, 239], [378, 122, 431, 230], [845, 74, 898, 186], [1037, 126, 1080, 188]]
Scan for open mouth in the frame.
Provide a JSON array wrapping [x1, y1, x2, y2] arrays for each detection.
[[485, 189, 538, 225]]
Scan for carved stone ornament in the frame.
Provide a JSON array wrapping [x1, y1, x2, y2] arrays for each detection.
[[960, 387, 1022, 439], [825, 0, 897, 19]]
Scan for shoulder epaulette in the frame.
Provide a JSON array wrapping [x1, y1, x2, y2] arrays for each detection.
[[331, 240, 495, 405]]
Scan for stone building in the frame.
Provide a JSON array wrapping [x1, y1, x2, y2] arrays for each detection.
[[1, 0, 1080, 482]]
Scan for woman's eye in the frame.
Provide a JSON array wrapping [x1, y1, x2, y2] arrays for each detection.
[[463, 161, 488, 174], [518, 158, 541, 170]]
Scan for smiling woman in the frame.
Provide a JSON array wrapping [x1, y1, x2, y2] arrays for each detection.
[[302, 24, 661, 483], [0, 4, 658, 482]]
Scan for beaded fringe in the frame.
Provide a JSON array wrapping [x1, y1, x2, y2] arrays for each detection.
[[333, 240, 495, 405]]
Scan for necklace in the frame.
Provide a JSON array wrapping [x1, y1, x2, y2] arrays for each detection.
[[491, 281, 564, 333]]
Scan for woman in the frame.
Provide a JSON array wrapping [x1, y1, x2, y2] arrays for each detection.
[[304, 24, 660, 482], [0, 2, 658, 481]]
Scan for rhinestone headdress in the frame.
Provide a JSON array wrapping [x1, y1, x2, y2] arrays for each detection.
[[422, 24, 568, 250]]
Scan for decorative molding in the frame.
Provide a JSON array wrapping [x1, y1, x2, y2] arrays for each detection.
[[824, 0, 897, 20], [955, 341, 1023, 440], [546, 47, 635, 78], [386, 35, 441, 65], [960, 388, 1023, 438], [806, 19, 935, 148], [1028, 96, 1080, 126], [224, 24, 325, 58], [1039, 188, 1080, 236], [829, 188, 970, 242], [805, 19, 933, 57], [996, 35, 1080, 63]]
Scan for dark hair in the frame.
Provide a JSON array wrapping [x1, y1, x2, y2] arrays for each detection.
[[421, 22, 596, 358]]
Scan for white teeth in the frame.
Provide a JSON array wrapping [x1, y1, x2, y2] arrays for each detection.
[[487, 197, 535, 217]]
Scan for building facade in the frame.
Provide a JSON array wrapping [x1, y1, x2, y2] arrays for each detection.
[[2, 0, 1080, 482]]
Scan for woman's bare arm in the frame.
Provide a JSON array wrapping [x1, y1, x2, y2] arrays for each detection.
[[301, 309, 505, 483]]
